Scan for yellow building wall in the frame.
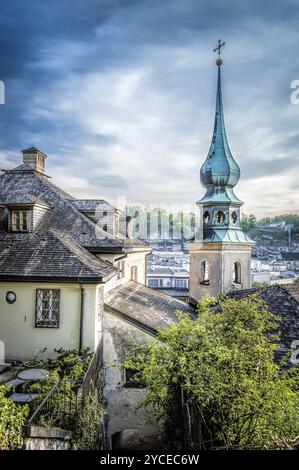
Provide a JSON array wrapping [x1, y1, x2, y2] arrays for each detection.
[[0, 282, 101, 361]]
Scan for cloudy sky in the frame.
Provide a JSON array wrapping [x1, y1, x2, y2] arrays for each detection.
[[0, 0, 299, 217]]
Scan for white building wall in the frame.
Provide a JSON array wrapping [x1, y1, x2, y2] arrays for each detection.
[[100, 250, 150, 293], [0, 282, 100, 361]]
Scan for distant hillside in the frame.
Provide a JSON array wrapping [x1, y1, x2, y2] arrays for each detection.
[[247, 226, 299, 245]]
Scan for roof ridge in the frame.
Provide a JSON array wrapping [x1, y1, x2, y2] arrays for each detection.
[[50, 229, 115, 278]]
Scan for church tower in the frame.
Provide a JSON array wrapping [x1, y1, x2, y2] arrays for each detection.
[[189, 41, 255, 303]]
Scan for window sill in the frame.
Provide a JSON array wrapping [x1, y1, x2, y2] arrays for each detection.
[[199, 280, 210, 286], [35, 324, 59, 329], [232, 282, 243, 290]]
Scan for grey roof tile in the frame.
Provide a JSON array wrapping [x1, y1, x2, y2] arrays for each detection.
[[71, 199, 116, 212], [230, 284, 299, 367], [0, 163, 148, 280], [0, 229, 115, 281], [105, 281, 194, 333]]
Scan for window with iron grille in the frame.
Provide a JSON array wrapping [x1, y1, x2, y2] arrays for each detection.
[[11, 210, 29, 232], [35, 289, 60, 327]]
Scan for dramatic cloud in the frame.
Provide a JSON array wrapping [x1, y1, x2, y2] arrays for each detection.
[[0, 0, 299, 216]]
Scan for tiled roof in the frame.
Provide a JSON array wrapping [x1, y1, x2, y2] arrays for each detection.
[[230, 284, 299, 366], [0, 163, 148, 281], [282, 283, 299, 302], [105, 281, 194, 334], [0, 165, 148, 247], [71, 199, 116, 212], [0, 229, 115, 282], [0, 194, 49, 207]]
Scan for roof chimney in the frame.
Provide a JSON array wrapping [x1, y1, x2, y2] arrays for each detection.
[[21, 147, 47, 173]]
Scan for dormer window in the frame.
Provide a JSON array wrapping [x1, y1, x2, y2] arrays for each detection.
[[11, 210, 29, 232]]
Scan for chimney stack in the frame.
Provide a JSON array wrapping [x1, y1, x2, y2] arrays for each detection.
[[22, 147, 47, 173]]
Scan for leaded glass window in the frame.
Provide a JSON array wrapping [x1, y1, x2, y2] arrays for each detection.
[[36, 289, 60, 327]]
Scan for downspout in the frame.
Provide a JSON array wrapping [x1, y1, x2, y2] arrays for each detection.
[[79, 284, 86, 351]]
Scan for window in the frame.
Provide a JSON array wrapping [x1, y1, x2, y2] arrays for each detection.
[[36, 289, 60, 327], [131, 266, 138, 282], [203, 210, 210, 224], [103, 224, 108, 232], [215, 210, 225, 225], [174, 279, 188, 288], [233, 262, 242, 284], [103, 211, 107, 216], [148, 278, 163, 288], [200, 260, 209, 284], [123, 368, 145, 388], [231, 211, 238, 224], [117, 260, 126, 280], [11, 210, 29, 232]]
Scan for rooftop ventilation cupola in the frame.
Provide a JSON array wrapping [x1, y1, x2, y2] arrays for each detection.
[[21, 146, 47, 174]]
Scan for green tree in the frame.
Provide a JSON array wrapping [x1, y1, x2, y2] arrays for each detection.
[[125, 295, 299, 449], [241, 213, 257, 231], [0, 386, 28, 449]]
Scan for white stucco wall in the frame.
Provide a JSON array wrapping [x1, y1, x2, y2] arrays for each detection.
[[100, 250, 150, 293], [0, 282, 102, 361]]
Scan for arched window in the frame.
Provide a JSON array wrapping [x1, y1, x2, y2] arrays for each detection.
[[215, 210, 225, 225], [203, 211, 210, 224], [233, 262, 242, 284], [200, 260, 209, 284]]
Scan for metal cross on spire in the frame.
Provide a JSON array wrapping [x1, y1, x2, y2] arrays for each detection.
[[213, 39, 225, 65]]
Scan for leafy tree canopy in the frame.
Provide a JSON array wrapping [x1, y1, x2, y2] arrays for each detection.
[[125, 295, 299, 449]]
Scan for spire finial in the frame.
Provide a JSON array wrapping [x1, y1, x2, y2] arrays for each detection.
[[213, 39, 225, 66]]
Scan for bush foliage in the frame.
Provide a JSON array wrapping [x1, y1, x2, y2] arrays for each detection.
[[125, 295, 299, 449]]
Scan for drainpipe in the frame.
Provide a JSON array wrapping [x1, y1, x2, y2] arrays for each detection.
[[79, 284, 86, 351]]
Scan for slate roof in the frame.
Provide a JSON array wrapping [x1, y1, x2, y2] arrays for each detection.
[[230, 284, 299, 367], [71, 199, 116, 212], [0, 229, 115, 282], [105, 281, 194, 334], [0, 162, 148, 281], [0, 194, 49, 207]]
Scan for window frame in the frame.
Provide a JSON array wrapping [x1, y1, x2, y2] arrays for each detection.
[[123, 368, 145, 389], [233, 262, 242, 285], [35, 289, 60, 328], [200, 260, 210, 285], [117, 260, 126, 280], [11, 210, 29, 232], [130, 265, 138, 282]]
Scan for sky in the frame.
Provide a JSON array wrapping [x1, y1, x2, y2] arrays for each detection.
[[0, 0, 299, 217]]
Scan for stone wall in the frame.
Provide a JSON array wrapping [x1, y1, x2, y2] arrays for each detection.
[[23, 426, 72, 450], [102, 310, 159, 449]]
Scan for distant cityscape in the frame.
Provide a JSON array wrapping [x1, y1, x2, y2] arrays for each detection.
[[127, 209, 299, 300]]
